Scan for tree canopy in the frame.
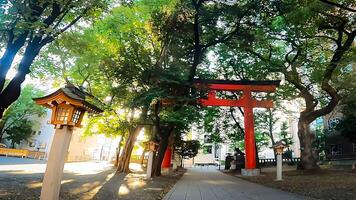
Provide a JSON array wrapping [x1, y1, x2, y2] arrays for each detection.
[[12, 0, 356, 173]]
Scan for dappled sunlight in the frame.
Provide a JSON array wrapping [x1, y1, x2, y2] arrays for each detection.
[[0, 164, 46, 173], [0, 160, 113, 176], [118, 184, 130, 195], [129, 163, 143, 172], [64, 161, 114, 175], [26, 179, 74, 189], [127, 179, 146, 189], [71, 181, 102, 195], [105, 172, 116, 181], [26, 181, 42, 189]]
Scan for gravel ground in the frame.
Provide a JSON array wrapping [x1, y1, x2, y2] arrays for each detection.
[[225, 167, 356, 200], [0, 157, 186, 200]]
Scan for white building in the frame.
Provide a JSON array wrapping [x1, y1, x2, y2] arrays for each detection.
[[5, 109, 120, 162]]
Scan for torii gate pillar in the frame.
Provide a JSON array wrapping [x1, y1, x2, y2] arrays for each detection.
[[243, 91, 257, 170], [194, 79, 280, 176]]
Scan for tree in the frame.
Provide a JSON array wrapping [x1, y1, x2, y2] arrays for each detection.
[[0, 0, 108, 118], [83, 109, 130, 167], [223, 0, 355, 170], [0, 85, 45, 141], [337, 87, 356, 142], [5, 119, 34, 148], [175, 140, 200, 167], [280, 122, 293, 147]]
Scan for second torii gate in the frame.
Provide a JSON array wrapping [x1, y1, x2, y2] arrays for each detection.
[[193, 79, 280, 176]]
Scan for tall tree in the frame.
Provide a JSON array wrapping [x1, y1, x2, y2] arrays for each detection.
[[225, 0, 355, 170], [0, 0, 108, 118]]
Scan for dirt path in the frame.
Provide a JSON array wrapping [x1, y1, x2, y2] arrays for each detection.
[[226, 167, 356, 200], [0, 157, 185, 200]]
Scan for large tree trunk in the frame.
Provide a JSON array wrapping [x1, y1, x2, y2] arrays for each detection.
[[152, 126, 173, 176], [140, 146, 147, 165], [117, 126, 142, 173], [297, 117, 319, 170], [114, 136, 123, 167], [0, 43, 41, 119]]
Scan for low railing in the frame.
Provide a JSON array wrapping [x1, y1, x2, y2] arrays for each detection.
[[0, 148, 29, 158], [259, 158, 301, 166]]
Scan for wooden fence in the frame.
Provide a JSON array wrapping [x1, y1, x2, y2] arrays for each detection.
[[0, 148, 29, 158], [259, 158, 301, 166]]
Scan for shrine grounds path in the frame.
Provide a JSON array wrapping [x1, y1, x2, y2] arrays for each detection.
[[163, 167, 312, 200]]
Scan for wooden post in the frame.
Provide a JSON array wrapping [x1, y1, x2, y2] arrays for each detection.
[[40, 126, 73, 200], [243, 90, 256, 170], [146, 151, 154, 179], [276, 153, 283, 181]]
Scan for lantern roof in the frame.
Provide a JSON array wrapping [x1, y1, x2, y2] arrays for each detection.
[[33, 84, 103, 114], [271, 141, 288, 149]]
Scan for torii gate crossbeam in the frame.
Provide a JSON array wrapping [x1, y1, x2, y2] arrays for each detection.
[[194, 79, 280, 174]]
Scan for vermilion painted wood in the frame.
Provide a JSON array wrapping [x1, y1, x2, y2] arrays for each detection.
[[162, 147, 173, 168], [199, 90, 274, 108], [195, 83, 277, 170], [195, 83, 277, 92]]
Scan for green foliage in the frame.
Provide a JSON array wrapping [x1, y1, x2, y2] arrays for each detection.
[[337, 86, 356, 142], [1, 85, 45, 145], [280, 122, 293, 147], [5, 119, 34, 148], [175, 140, 200, 159], [83, 109, 131, 138], [3, 85, 45, 121]]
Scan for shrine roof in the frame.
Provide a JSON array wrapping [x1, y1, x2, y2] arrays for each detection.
[[193, 79, 280, 86], [33, 84, 103, 113]]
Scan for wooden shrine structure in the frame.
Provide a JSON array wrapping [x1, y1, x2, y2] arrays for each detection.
[[193, 79, 280, 174]]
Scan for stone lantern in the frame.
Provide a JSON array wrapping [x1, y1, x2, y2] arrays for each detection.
[[272, 141, 288, 181], [33, 84, 102, 200], [144, 141, 158, 179]]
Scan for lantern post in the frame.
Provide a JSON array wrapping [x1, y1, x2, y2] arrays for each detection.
[[272, 141, 287, 181], [33, 84, 102, 200], [145, 141, 158, 179]]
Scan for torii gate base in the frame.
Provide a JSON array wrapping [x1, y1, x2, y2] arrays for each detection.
[[194, 79, 280, 176]]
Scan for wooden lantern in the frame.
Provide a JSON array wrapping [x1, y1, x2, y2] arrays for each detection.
[[33, 84, 103, 128], [146, 141, 159, 152], [34, 84, 103, 200], [272, 141, 288, 155]]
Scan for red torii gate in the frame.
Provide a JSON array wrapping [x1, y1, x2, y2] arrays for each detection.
[[194, 79, 280, 175]]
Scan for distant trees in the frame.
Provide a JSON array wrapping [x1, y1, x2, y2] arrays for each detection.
[[5, 119, 33, 148], [175, 140, 200, 167], [0, 85, 45, 146]]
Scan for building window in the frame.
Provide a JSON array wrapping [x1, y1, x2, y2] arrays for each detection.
[[72, 109, 81, 124], [353, 143, 356, 154], [328, 118, 340, 130], [56, 107, 69, 122], [203, 145, 212, 154], [330, 144, 342, 156]]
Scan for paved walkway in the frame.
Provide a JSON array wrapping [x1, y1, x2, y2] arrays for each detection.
[[163, 167, 308, 200]]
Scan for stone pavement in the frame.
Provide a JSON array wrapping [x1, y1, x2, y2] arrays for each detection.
[[163, 167, 309, 200]]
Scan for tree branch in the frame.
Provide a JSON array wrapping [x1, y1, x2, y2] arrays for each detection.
[[319, 0, 356, 12]]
